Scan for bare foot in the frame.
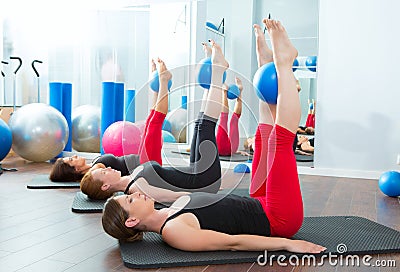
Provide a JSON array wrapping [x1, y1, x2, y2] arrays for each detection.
[[235, 77, 243, 92], [263, 19, 298, 70], [151, 59, 156, 72], [209, 39, 229, 71], [202, 42, 212, 58], [156, 58, 172, 82], [253, 24, 273, 67]]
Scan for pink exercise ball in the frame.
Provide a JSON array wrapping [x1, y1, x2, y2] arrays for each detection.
[[102, 121, 141, 156], [135, 120, 146, 136]]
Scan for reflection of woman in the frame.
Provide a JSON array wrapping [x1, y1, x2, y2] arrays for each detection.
[[305, 99, 315, 129], [81, 55, 222, 200], [49, 60, 165, 184], [101, 24, 326, 254]]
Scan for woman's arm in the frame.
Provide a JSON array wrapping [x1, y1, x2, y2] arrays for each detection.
[[162, 216, 326, 253], [128, 178, 189, 203]]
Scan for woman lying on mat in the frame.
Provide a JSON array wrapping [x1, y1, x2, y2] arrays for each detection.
[[49, 59, 167, 184], [101, 26, 326, 254], [79, 55, 222, 200], [202, 42, 243, 156]]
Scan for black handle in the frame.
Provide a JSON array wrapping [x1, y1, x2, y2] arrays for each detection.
[[10, 56, 22, 74], [1, 61, 8, 77], [31, 60, 43, 77]]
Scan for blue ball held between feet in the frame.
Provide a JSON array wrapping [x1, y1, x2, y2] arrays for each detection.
[[305, 56, 317, 72], [253, 62, 278, 104], [234, 163, 250, 173], [150, 71, 172, 92], [227, 84, 240, 100], [197, 57, 227, 89]]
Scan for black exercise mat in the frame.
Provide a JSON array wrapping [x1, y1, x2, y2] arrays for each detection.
[[27, 174, 80, 189], [71, 188, 250, 213], [296, 153, 314, 162], [171, 150, 251, 162], [119, 216, 400, 269]]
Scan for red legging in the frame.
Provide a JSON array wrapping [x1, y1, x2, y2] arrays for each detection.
[[216, 112, 240, 156], [138, 109, 165, 165], [305, 113, 315, 128], [250, 124, 303, 238]]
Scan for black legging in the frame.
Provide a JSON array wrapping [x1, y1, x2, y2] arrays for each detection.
[[131, 113, 221, 193]]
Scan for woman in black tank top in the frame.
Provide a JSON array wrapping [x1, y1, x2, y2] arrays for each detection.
[[102, 37, 326, 254]]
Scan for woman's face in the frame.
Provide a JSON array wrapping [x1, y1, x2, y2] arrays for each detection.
[[63, 155, 86, 169], [115, 192, 154, 220], [91, 167, 121, 186]]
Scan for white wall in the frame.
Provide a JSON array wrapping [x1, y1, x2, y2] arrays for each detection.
[[316, 0, 400, 176]]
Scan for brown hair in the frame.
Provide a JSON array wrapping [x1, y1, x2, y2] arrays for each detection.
[[49, 158, 84, 182], [102, 196, 143, 242], [80, 163, 114, 200]]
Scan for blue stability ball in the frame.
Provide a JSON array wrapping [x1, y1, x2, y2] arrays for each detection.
[[378, 171, 400, 197], [206, 21, 219, 31], [197, 57, 227, 89], [305, 56, 317, 72], [0, 119, 12, 161], [253, 62, 278, 104], [234, 163, 250, 173], [162, 130, 176, 143], [162, 119, 172, 133], [292, 58, 299, 72], [227, 84, 240, 100], [150, 71, 172, 92]]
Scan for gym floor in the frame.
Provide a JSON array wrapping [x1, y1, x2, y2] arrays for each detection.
[[0, 152, 399, 272]]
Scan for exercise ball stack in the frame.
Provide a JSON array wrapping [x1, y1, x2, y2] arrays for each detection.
[[253, 62, 278, 104], [166, 108, 187, 143], [72, 105, 101, 153], [378, 171, 400, 197], [0, 119, 12, 161], [9, 103, 69, 162], [102, 121, 141, 156]]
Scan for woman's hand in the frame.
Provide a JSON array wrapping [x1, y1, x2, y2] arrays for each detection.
[[285, 239, 326, 254]]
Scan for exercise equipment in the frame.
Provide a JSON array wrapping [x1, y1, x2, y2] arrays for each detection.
[[305, 56, 317, 72], [226, 84, 240, 100], [197, 57, 227, 89], [10, 56, 22, 112], [72, 105, 101, 153], [166, 108, 187, 143], [1, 60, 8, 104], [233, 163, 250, 173], [292, 58, 299, 72], [102, 121, 141, 156], [101, 82, 116, 154], [27, 174, 80, 189], [205, 21, 218, 31], [119, 215, 400, 269], [0, 118, 12, 161], [124, 89, 136, 123], [253, 62, 278, 104], [149, 71, 172, 92], [114, 82, 124, 121], [9, 103, 69, 162], [162, 130, 176, 143], [162, 119, 172, 133], [378, 171, 400, 197], [135, 120, 146, 136], [31, 60, 43, 102]]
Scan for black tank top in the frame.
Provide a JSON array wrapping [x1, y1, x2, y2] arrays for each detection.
[[93, 154, 140, 176], [159, 192, 270, 236]]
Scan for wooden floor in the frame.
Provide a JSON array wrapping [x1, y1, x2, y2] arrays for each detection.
[[0, 153, 399, 272]]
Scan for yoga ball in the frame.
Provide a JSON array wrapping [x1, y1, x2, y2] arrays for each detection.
[[292, 58, 299, 72], [72, 105, 101, 153], [197, 57, 227, 89], [102, 121, 141, 156], [162, 119, 172, 133], [253, 62, 278, 104], [166, 108, 187, 143], [0, 119, 12, 161], [149, 71, 172, 92], [9, 103, 69, 162], [227, 84, 240, 100], [162, 130, 176, 143], [234, 163, 250, 173], [378, 171, 400, 197], [135, 120, 146, 136], [305, 56, 317, 72]]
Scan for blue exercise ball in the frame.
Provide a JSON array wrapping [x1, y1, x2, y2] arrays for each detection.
[[234, 163, 250, 173], [253, 62, 278, 104], [206, 21, 219, 31], [162, 119, 172, 133], [378, 171, 400, 197], [227, 84, 240, 100], [197, 57, 227, 89], [292, 58, 299, 72], [0, 119, 12, 161], [149, 70, 172, 92], [305, 56, 317, 72], [162, 130, 176, 143]]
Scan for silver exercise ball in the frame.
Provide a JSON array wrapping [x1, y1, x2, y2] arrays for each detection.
[[8, 103, 69, 162], [72, 105, 101, 152], [166, 108, 187, 143]]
